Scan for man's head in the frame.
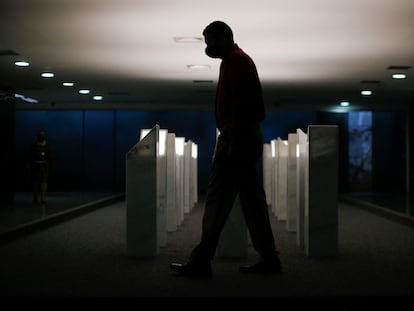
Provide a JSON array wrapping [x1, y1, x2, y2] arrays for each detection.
[[203, 21, 235, 59]]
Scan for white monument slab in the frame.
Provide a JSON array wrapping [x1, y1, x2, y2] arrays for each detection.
[[276, 138, 288, 221], [183, 141, 191, 214], [305, 125, 338, 257], [166, 133, 177, 232], [296, 128, 307, 249], [270, 139, 278, 217], [263, 143, 272, 207], [191, 142, 198, 208], [286, 133, 298, 232], [175, 137, 185, 226], [126, 125, 160, 256]]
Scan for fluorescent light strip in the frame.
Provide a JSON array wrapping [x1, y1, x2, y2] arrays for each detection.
[[63, 82, 75, 87], [79, 89, 90, 94]]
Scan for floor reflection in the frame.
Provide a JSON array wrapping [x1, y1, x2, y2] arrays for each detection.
[[0, 192, 117, 233], [346, 192, 413, 217]]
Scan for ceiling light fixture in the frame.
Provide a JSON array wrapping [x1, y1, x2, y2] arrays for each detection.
[[392, 73, 407, 80], [361, 90, 372, 96], [15, 61, 30, 67], [79, 89, 90, 94], [340, 101, 350, 107], [41, 72, 54, 78], [93, 95, 103, 101], [187, 64, 211, 69], [173, 36, 203, 43], [63, 82, 75, 87]]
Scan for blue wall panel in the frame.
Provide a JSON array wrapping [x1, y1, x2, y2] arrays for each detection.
[[15, 111, 83, 191], [84, 111, 115, 191]]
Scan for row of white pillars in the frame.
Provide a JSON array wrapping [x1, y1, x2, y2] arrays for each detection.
[[264, 125, 339, 257], [126, 125, 198, 257]]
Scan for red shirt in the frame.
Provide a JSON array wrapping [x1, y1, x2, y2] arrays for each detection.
[[215, 45, 265, 131]]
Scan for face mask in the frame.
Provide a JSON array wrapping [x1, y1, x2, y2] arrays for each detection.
[[205, 45, 222, 59]]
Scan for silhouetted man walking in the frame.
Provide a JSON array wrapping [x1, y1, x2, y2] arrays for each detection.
[[170, 21, 281, 277]]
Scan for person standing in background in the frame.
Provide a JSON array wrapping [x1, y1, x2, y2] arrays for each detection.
[[26, 130, 52, 204]]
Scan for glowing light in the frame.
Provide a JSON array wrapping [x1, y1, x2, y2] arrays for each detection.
[[175, 137, 185, 156], [361, 90, 372, 96], [41, 72, 54, 78], [392, 73, 406, 79], [140, 129, 150, 140], [79, 89, 90, 94], [340, 101, 350, 107], [15, 93, 38, 103], [192, 144, 198, 159], [271, 140, 276, 158], [14, 61, 30, 67], [63, 82, 74, 87], [93, 95, 103, 101], [159, 129, 168, 156]]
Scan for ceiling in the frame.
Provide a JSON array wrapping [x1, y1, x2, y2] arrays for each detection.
[[1, 0, 413, 112]]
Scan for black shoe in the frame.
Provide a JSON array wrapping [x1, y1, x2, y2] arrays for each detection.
[[239, 258, 282, 275], [170, 262, 212, 277]]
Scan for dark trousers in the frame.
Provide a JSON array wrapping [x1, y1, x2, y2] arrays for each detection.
[[190, 123, 279, 263]]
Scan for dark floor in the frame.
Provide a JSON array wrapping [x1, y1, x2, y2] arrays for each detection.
[[1, 196, 414, 304], [0, 192, 117, 233]]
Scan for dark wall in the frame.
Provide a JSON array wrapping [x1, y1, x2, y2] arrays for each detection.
[[1, 86, 15, 207], [372, 111, 407, 193], [15, 110, 318, 194], [14, 109, 408, 195]]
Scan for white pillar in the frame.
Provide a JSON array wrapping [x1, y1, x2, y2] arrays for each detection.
[[305, 125, 339, 257], [166, 133, 177, 232], [126, 125, 160, 256], [270, 139, 278, 217], [263, 143, 272, 207], [296, 128, 307, 249], [191, 143, 198, 207], [276, 138, 288, 221], [175, 137, 185, 226], [286, 133, 298, 232], [183, 141, 191, 214]]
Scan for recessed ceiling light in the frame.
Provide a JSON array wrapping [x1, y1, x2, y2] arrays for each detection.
[[41, 72, 54, 78], [392, 73, 407, 80], [79, 89, 90, 94], [187, 64, 211, 69], [62, 82, 75, 87], [173, 36, 203, 43], [340, 101, 350, 107], [93, 95, 103, 101], [361, 90, 372, 96], [15, 61, 30, 67]]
